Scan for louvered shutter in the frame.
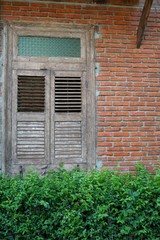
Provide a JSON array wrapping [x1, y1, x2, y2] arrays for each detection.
[[55, 76, 81, 113], [12, 70, 87, 168], [12, 70, 50, 165], [51, 71, 87, 165]]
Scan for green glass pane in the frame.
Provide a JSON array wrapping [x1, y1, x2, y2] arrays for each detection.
[[18, 36, 81, 58]]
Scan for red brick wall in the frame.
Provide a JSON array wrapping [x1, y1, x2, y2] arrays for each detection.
[[0, 0, 160, 172]]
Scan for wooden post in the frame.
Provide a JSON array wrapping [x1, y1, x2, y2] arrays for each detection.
[[136, 0, 153, 48]]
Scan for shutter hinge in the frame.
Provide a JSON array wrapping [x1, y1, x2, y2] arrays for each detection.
[[19, 165, 24, 178], [40, 68, 48, 71], [86, 80, 89, 89]]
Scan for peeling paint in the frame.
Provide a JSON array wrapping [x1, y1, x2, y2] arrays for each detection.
[[95, 62, 100, 77], [96, 90, 99, 97], [94, 25, 101, 39], [96, 160, 103, 170], [95, 31, 101, 39]]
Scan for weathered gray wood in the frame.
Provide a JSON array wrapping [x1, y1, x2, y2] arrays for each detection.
[[4, 24, 14, 173], [54, 120, 83, 163], [6, 22, 95, 174], [18, 75, 45, 112], [16, 120, 45, 163], [11, 23, 87, 63], [85, 26, 96, 169], [12, 70, 50, 165], [137, 0, 154, 48], [12, 70, 18, 165], [12, 62, 86, 71], [55, 76, 81, 112]]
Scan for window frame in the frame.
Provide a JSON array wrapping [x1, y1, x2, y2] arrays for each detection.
[[12, 23, 87, 64], [4, 22, 96, 174]]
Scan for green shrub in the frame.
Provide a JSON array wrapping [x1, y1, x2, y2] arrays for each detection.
[[0, 165, 160, 239]]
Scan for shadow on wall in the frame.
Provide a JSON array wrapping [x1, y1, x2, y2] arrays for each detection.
[[52, 0, 159, 7], [93, 0, 140, 6]]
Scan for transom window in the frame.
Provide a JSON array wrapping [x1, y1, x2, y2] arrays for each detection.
[[18, 36, 81, 57]]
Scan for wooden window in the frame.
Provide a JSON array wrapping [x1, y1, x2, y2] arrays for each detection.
[[18, 36, 81, 58], [18, 75, 45, 112], [6, 23, 95, 174], [12, 70, 85, 166], [16, 121, 45, 163], [54, 121, 82, 162], [51, 71, 86, 164], [12, 70, 50, 165], [55, 76, 81, 113]]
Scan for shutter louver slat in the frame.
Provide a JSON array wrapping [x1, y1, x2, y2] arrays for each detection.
[[55, 121, 82, 162], [18, 76, 45, 112], [16, 121, 45, 163], [55, 77, 81, 113]]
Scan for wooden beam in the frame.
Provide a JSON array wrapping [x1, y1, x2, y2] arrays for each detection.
[[136, 0, 153, 48]]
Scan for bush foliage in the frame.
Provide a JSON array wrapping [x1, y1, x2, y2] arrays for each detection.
[[0, 165, 160, 239]]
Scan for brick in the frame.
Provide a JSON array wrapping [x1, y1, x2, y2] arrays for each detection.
[[108, 147, 124, 152], [0, 1, 11, 5], [1, 6, 20, 11], [123, 127, 139, 132], [130, 132, 146, 137], [65, 4, 81, 9], [31, 3, 47, 7], [97, 132, 113, 137], [103, 161, 119, 167], [48, 13, 65, 18], [20, 6, 38, 12], [114, 152, 130, 156], [123, 137, 139, 142], [19, 17, 38, 22], [31, 12, 48, 17], [13, 11, 31, 16], [2, 15, 20, 21], [97, 142, 112, 147], [40, 8, 56, 13], [12, 2, 29, 6], [120, 162, 138, 167], [0, 10, 12, 16], [113, 132, 129, 137], [113, 142, 129, 147]]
